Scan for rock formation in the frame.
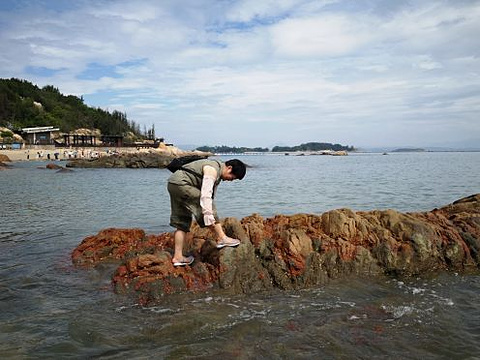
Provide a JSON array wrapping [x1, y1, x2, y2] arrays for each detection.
[[66, 147, 211, 168], [43, 162, 73, 172], [0, 154, 11, 162], [72, 194, 480, 305], [0, 154, 11, 169]]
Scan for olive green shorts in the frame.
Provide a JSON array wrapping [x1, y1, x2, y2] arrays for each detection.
[[167, 182, 218, 232]]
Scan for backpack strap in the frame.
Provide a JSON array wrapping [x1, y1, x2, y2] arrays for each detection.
[[180, 160, 222, 180]]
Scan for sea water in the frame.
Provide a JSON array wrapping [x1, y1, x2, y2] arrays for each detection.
[[0, 152, 479, 358]]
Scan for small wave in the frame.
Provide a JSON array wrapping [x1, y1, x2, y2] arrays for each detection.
[[381, 304, 415, 320], [148, 307, 176, 314]]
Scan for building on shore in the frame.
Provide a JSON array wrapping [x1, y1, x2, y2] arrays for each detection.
[[21, 126, 60, 145]]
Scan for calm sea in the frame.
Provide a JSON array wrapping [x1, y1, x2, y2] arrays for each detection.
[[1, 152, 479, 359]]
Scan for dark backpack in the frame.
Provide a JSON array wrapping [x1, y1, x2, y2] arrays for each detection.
[[166, 155, 207, 177]]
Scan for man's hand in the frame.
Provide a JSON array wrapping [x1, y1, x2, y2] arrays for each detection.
[[204, 214, 216, 226]]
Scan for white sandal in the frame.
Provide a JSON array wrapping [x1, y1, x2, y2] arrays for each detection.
[[216, 237, 240, 249], [173, 255, 194, 267]]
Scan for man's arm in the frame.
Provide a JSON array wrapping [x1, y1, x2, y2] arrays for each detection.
[[200, 165, 217, 226]]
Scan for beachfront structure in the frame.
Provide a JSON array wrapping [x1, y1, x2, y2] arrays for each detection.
[[63, 133, 97, 147], [100, 135, 123, 147], [22, 126, 60, 145], [62, 134, 124, 147]]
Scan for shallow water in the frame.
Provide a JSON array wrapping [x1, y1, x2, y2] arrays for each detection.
[[1, 152, 479, 358]]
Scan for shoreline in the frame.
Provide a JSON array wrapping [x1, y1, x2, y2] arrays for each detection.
[[0, 145, 208, 163], [1, 148, 67, 162], [0, 148, 121, 162]]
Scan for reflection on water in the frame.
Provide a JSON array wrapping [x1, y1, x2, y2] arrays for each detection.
[[0, 153, 479, 358]]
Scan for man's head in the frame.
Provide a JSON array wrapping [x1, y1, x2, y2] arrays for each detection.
[[222, 159, 246, 181]]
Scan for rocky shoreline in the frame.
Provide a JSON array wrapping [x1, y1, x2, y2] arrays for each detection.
[[71, 194, 480, 305], [65, 150, 190, 169], [0, 145, 212, 169]]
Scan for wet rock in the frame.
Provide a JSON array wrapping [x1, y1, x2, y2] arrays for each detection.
[[40, 162, 73, 172], [0, 154, 11, 162], [0, 154, 11, 169], [72, 228, 174, 266], [72, 194, 480, 304], [45, 162, 63, 170], [56, 167, 73, 173]]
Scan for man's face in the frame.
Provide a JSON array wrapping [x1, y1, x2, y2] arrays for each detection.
[[222, 166, 236, 181]]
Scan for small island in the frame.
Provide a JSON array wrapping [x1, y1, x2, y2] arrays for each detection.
[[195, 142, 354, 155], [271, 142, 355, 153]]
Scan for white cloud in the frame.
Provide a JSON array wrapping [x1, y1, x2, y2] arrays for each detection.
[[88, 1, 159, 22], [270, 14, 374, 58], [413, 56, 443, 71]]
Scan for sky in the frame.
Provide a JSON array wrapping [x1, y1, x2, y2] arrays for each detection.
[[0, 0, 479, 149]]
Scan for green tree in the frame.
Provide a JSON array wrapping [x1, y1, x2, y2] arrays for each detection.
[[0, 78, 145, 138]]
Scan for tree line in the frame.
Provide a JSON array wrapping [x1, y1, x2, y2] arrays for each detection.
[[196, 142, 355, 153], [0, 78, 154, 139], [195, 145, 269, 153], [272, 142, 355, 152]]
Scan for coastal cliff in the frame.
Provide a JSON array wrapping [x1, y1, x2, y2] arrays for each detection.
[[72, 194, 480, 305]]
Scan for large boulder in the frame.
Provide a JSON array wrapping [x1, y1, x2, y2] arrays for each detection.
[[0, 154, 11, 170], [0, 154, 11, 162], [72, 194, 480, 305], [66, 148, 212, 168], [66, 152, 175, 168]]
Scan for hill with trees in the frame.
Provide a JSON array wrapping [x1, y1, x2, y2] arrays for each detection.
[[0, 78, 151, 139], [195, 142, 355, 154], [272, 142, 355, 152], [195, 145, 269, 153]]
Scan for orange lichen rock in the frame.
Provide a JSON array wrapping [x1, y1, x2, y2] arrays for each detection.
[[72, 194, 480, 304]]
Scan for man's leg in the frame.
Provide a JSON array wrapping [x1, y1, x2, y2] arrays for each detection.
[[171, 229, 194, 266], [172, 229, 186, 263], [211, 223, 226, 241], [168, 183, 194, 265], [211, 223, 240, 248]]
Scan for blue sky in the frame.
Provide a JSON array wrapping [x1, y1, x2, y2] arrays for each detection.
[[0, 0, 479, 149]]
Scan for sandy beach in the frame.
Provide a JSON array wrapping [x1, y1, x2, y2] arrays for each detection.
[[0, 148, 104, 162], [1, 149, 52, 161]]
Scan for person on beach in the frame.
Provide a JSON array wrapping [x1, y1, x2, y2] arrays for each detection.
[[167, 158, 246, 267]]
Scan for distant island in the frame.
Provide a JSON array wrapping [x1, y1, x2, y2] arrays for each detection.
[[196, 142, 355, 154], [271, 142, 355, 152], [391, 148, 425, 152], [195, 145, 269, 153]]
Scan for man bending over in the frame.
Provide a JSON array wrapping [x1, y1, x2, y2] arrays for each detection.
[[167, 158, 246, 266]]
